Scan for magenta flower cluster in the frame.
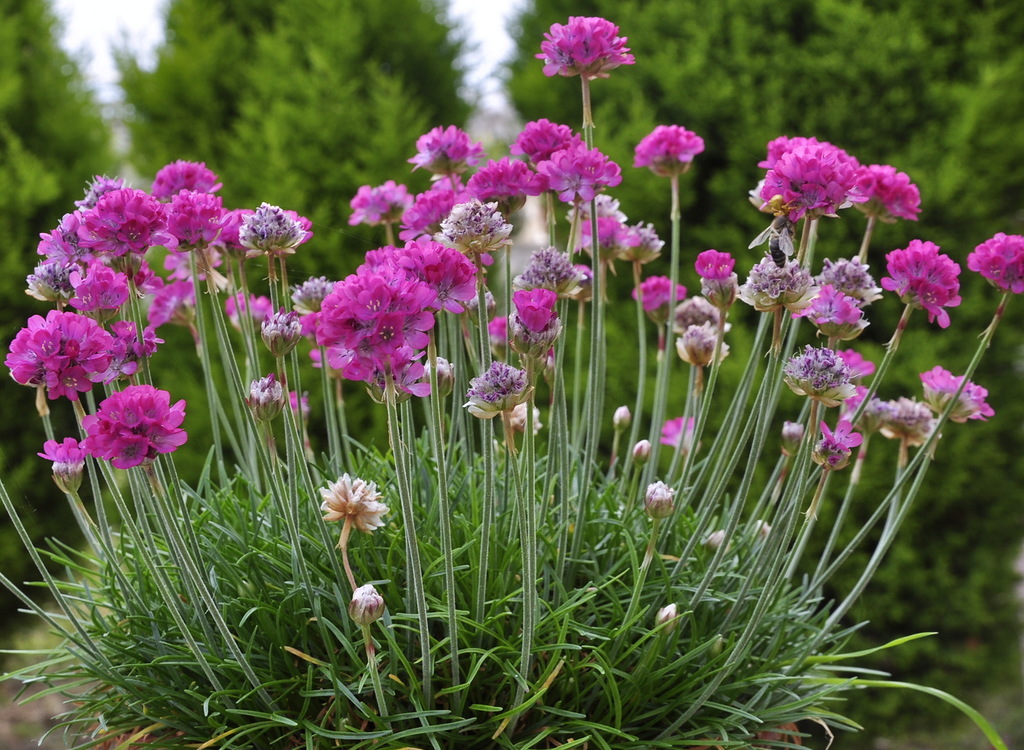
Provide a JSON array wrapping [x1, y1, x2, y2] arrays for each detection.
[[634, 125, 705, 177], [349, 181, 413, 227], [510, 119, 581, 165], [920, 366, 994, 422], [77, 188, 178, 258], [880, 239, 961, 328], [855, 164, 921, 222], [151, 160, 222, 200], [813, 420, 863, 471], [81, 385, 188, 469], [408, 125, 485, 177], [536, 142, 622, 204], [759, 139, 867, 221], [967, 232, 1024, 294], [536, 16, 635, 79]]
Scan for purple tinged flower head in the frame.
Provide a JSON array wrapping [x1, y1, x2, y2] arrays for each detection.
[[106, 320, 162, 380], [633, 276, 687, 326], [536, 142, 622, 204], [389, 239, 477, 313], [511, 288, 561, 359], [246, 373, 285, 422], [673, 296, 722, 334], [739, 257, 818, 313], [151, 160, 222, 200], [262, 308, 303, 357], [401, 181, 469, 242], [38, 211, 92, 266], [849, 394, 898, 435], [166, 189, 228, 248], [239, 202, 312, 257], [5, 310, 115, 401], [213, 208, 252, 259], [696, 250, 739, 311], [621, 222, 664, 264], [514, 246, 582, 297], [569, 193, 627, 223], [436, 198, 513, 255], [577, 215, 639, 263], [38, 438, 87, 494], [854, 164, 921, 222], [571, 264, 594, 302], [81, 385, 188, 469], [464, 361, 530, 419], [835, 349, 875, 381], [676, 323, 728, 367], [967, 232, 1024, 294], [660, 417, 696, 456], [644, 481, 676, 519], [812, 420, 863, 471], [783, 345, 856, 407], [148, 280, 195, 330], [348, 180, 413, 227], [880, 239, 961, 328], [291, 276, 335, 316], [349, 584, 385, 626], [76, 175, 127, 211], [780, 421, 805, 457], [536, 16, 635, 80], [68, 263, 131, 321], [794, 284, 869, 341], [816, 257, 883, 306], [634, 125, 705, 177], [466, 157, 545, 216], [759, 140, 867, 221], [920, 366, 994, 423], [26, 261, 74, 303], [879, 397, 936, 446], [510, 119, 582, 165], [408, 125, 484, 177], [77, 188, 177, 258]]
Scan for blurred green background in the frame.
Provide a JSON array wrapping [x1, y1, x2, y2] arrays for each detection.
[[1, 0, 1021, 747]]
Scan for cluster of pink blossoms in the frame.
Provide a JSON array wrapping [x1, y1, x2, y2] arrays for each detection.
[[408, 125, 485, 177], [536, 142, 622, 204], [880, 239, 961, 328], [920, 366, 994, 422], [536, 16, 635, 79], [151, 160, 222, 200], [77, 188, 178, 258], [510, 119, 581, 165], [634, 125, 705, 177], [348, 181, 413, 227], [854, 164, 921, 222], [81, 385, 188, 469], [759, 138, 867, 221], [967, 232, 1024, 294]]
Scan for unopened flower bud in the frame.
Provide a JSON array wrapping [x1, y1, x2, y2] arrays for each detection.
[[644, 481, 676, 519], [246, 374, 284, 422], [261, 308, 303, 357], [655, 603, 680, 633], [613, 405, 631, 430], [632, 439, 652, 465], [755, 520, 772, 540], [426, 357, 455, 399], [704, 529, 727, 550], [348, 583, 385, 626], [780, 420, 804, 457]]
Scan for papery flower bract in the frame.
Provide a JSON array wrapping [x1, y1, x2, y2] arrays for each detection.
[[166, 190, 228, 248], [510, 119, 581, 165], [349, 180, 413, 227], [783, 345, 856, 407], [81, 385, 188, 469], [854, 163, 921, 222], [320, 474, 389, 533], [38, 437, 86, 494], [6, 310, 115, 401], [464, 361, 530, 419], [879, 397, 936, 446], [466, 157, 545, 216], [435, 198, 513, 255], [26, 261, 74, 304], [349, 584, 385, 626], [408, 125, 484, 177], [77, 188, 177, 257], [634, 125, 705, 177], [739, 257, 818, 314], [151, 160, 222, 200], [920, 366, 994, 422], [816, 257, 883, 306], [536, 143, 622, 204], [239, 203, 311, 257], [76, 175, 127, 211], [880, 239, 961, 328], [813, 420, 863, 471], [536, 16, 635, 79], [759, 140, 866, 221], [246, 374, 285, 422], [795, 284, 868, 341], [644, 481, 676, 519], [514, 246, 582, 297], [967, 232, 1024, 294], [291, 276, 335, 316]]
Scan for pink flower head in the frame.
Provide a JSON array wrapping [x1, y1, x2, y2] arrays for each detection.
[[408, 125, 484, 177], [213, 208, 252, 258], [854, 164, 921, 222], [400, 182, 469, 242], [106, 320, 162, 380], [759, 140, 867, 221], [38, 437, 87, 494], [166, 189, 228, 247], [466, 157, 545, 216], [5, 310, 115, 401], [510, 119, 581, 165], [512, 288, 558, 332], [348, 180, 413, 227], [488, 315, 508, 358], [967, 232, 1024, 294], [758, 136, 830, 170], [38, 211, 92, 266], [316, 266, 436, 386], [813, 420, 863, 471], [388, 239, 477, 313], [794, 284, 868, 341], [695, 250, 735, 280], [225, 292, 274, 328], [661, 416, 696, 455], [76, 175, 127, 211], [880, 239, 961, 328], [536, 16, 635, 80], [835, 349, 875, 381], [536, 143, 622, 204], [81, 385, 188, 469], [151, 160, 222, 200], [920, 366, 994, 422], [77, 188, 177, 257], [577, 215, 639, 262], [148, 280, 195, 329], [633, 275, 686, 323], [68, 263, 130, 319], [634, 125, 705, 177], [783, 345, 856, 407]]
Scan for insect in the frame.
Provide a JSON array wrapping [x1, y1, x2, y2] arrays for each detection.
[[749, 195, 796, 267]]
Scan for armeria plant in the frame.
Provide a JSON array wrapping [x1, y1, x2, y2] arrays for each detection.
[[2, 14, 1018, 750]]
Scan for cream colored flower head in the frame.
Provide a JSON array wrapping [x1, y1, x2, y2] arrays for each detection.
[[320, 474, 389, 533]]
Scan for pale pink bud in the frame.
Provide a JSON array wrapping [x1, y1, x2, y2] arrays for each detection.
[[644, 481, 676, 519], [348, 584, 385, 626]]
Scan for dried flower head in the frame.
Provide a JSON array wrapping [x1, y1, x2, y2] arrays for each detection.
[[320, 474, 389, 534], [739, 257, 818, 314], [436, 199, 513, 255], [783, 346, 856, 407], [464, 361, 530, 419]]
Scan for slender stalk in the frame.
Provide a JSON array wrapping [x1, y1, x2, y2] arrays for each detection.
[[857, 214, 878, 263]]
